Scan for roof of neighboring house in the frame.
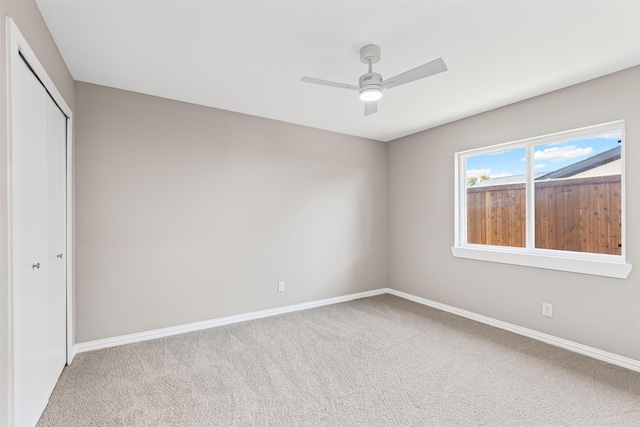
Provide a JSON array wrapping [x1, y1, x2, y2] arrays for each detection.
[[535, 146, 621, 180], [473, 173, 547, 188]]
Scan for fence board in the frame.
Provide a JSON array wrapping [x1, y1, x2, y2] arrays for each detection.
[[610, 182, 622, 254], [598, 184, 610, 253], [578, 185, 591, 251]]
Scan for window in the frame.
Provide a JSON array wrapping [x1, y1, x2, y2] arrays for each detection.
[[452, 121, 632, 278]]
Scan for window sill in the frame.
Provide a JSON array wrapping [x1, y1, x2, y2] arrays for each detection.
[[450, 246, 632, 279]]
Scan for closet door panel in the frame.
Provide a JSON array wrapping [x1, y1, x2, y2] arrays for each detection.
[[46, 96, 67, 395], [13, 58, 51, 427]]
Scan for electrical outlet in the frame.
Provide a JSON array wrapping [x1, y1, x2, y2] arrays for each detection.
[[278, 281, 285, 293], [542, 302, 553, 317]]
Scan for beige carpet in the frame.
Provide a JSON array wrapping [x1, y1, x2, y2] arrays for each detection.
[[38, 294, 640, 426]]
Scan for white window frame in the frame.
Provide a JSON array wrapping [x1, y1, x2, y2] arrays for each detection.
[[451, 121, 632, 279]]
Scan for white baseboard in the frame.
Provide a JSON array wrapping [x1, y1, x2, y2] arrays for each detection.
[[74, 287, 640, 374], [386, 288, 640, 373], [74, 288, 388, 353]]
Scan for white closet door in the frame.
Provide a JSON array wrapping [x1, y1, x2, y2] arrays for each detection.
[[13, 57, 50, 427], [13, 57, 67, 427], [46, 93, 67, 395]]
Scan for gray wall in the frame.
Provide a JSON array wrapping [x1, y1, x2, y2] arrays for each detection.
[[74, 82, 388, 343], [0, 0, 74, 423], [388, 66, 640, 360]]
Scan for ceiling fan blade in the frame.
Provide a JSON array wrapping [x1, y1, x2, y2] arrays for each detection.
[[301, 77, 359, 91], [382, 57, 447, 89], [364, 101, 378, 116]]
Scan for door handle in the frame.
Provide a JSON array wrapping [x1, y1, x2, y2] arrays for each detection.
[[32, 263, 40, 269], [57, 254, 63, 259]]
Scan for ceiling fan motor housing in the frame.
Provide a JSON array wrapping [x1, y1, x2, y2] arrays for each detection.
[[359, 72, 383, 91]]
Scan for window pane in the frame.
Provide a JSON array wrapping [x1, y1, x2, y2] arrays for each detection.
[[534, 133, 622, 255], [466, 147, 526, 247]]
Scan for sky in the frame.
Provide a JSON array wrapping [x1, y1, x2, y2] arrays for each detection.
[[466, 132, 621, 179]]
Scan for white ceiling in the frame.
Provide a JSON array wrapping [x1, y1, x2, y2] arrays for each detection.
[[36, 0, 640, 142]]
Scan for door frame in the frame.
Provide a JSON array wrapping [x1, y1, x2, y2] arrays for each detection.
[[5, 17, 75, 425]]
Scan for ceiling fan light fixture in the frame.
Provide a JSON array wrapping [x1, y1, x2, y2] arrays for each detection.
[[359, 88, 382, 101]]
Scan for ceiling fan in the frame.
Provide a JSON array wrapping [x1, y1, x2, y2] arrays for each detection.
[[301, 44, 447, 116]]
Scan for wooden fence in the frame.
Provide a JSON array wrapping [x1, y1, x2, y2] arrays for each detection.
[[466, 175, 621, 255]]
